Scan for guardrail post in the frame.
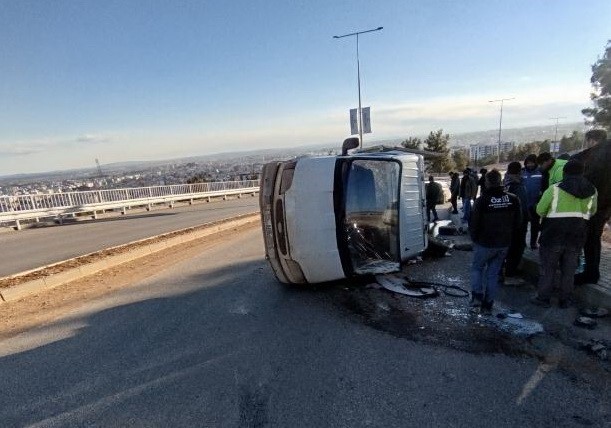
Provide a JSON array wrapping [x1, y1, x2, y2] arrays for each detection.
[[15, 220, 21, 230], [252, 192, 256, 197], [189, 199, 193, 205], [223, 195, 227, 201], [92, 210, 98, 220], [207, 196, 211, 203], [121, 207, 127, 215], [146, 204, 152, 211]]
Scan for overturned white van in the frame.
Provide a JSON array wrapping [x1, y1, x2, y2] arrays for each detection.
[[260, 139, 428, 284]]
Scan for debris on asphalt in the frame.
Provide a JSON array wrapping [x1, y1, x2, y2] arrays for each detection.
[[438, 225, 459, 236], [579, 340, 608, 360], [580, 307, 608, 318], [574, 316, 598, 329], [453, 243, 473, 251], [375, 274, 439, 298]]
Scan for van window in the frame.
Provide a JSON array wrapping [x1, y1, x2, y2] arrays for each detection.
[[343, 160, 400, 274]]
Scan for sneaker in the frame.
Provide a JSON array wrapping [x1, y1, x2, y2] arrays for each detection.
[[481, 300, 494, 315], [470, 293, 483, 313], [574, 273, 598, 286], [530, 296, 551, 308]]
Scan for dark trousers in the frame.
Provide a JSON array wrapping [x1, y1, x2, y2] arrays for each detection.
[[582, 210, 610, 282], [450, 194, 458, 213], [538, 245, 580, 301], [426, 202, 438, 222], [527, 206, 540, 247], [505, 219, 528, 276]]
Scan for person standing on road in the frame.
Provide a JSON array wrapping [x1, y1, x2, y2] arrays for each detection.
[[460, 168, 477, 223], [449, 172, 460, 214], [522, 154, 543, 249], [537, 152, 567, 188], [425, 175, 442, 223], [478, 168, 487, 197], [469, 169, 522, 314], [571, 129, 610, 285], [531, 160, 597, 308], [503, 162, 529, 282]]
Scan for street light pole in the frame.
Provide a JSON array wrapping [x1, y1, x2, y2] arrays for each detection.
[[488, 97, 515, 164], [334, 26, 383, 148]]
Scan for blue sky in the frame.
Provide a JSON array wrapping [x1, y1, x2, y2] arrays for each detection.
[[1, 0, 609, 174]]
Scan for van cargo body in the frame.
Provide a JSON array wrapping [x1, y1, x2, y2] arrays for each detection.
[[259, 151, 427, 284]]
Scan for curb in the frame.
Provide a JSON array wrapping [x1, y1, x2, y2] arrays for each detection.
[[521, 254, 611, 310], [0, 212, 260, 303]]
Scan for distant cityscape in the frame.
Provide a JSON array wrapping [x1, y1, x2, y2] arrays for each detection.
[[0, 122, 583, 197]]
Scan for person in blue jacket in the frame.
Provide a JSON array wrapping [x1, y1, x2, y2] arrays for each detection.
[[522, 154, 543, 249]]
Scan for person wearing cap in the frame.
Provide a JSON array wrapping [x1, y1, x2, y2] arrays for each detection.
[[522, 154, 544, 249], [469, 169, 522, 314], [571, 129, 610, 285], [531, 160, 597, 308], [503, 161, 529, 281]]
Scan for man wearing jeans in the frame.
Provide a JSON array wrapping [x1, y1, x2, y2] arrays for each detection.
[[469, 169, 522, 314]]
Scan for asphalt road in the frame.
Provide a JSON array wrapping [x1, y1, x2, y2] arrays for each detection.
[[0, 197, 259, 277], [0, 227, 608, 427]]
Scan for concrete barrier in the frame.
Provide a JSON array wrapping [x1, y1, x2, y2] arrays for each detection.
[[0, 212, 260, 303]]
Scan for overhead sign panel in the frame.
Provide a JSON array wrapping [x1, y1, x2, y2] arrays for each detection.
[[349, 109, 358, 135], [362, 107, 371, 134]]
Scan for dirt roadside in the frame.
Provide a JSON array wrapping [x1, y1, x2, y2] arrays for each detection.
[[0, 221, 260, 340]]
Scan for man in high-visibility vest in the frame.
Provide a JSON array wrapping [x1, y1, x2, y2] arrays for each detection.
[[537, 152, 568, 189], [531, 160, 597, 308]]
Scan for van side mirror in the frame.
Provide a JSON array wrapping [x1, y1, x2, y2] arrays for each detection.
[[341, 137, 360, 155]]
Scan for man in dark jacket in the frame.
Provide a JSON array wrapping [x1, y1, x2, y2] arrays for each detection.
[[469, 169, 522, 314], [460, 168, 478, 223], [449, 172, 460, 214], [425, 175, 442, 222], [532, 160, 597, 308], [503, 161, 529, 281], [522, 154, 543, 249], [478, 168, 487, 197], [572, 129, 610, 285]]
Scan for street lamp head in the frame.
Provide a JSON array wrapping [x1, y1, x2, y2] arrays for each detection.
[[333, 35, 339, 38], [376, 26, 383, 30]]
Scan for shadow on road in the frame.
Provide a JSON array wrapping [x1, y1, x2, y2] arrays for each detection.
[[0, 259, 608, 427]]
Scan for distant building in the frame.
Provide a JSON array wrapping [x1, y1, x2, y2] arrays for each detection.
[[469, 141, 515, 161]]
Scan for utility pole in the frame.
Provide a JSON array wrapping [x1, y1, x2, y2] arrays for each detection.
[[334, 26, 383, 148], [549, 116, 567, 153], [488, 97, 515, 164]]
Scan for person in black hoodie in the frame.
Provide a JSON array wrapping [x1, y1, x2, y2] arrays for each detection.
[[469, 169, 522, 314], [503, 161, 530, 282], [571, 129, 610, 285]]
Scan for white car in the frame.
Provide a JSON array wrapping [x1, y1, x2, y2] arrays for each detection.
[[259, 139, 428, 284]]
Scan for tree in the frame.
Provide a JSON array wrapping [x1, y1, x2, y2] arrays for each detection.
[[424, 129, 454, 172], [560, 130, 584, 153], [451, 149, 469, 171], [582, 40, 611, 130], [401, 136, 422, 150]]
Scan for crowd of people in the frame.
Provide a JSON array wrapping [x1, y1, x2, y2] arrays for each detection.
[[451, 129, 609, 314]]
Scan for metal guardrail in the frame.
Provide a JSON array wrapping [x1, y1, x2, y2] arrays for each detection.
[[0, 180, 260, 228]]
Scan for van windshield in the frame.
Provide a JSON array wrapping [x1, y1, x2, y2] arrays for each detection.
[[343, 159, 400, 274]]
